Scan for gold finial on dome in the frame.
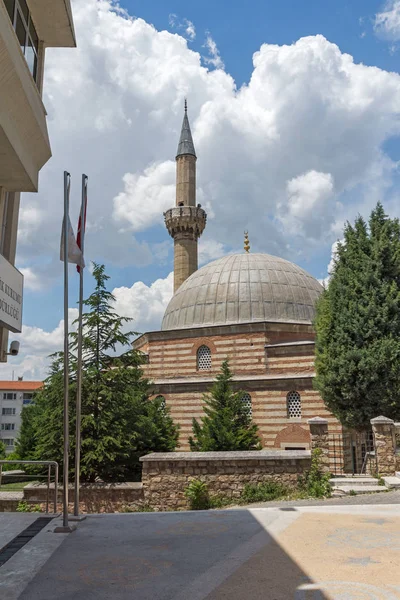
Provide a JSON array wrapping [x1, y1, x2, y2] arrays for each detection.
[[244, 231, 250, 253]]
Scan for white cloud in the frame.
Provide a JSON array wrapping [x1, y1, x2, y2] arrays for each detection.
[[14, 1, 400, 291], [113, 161, 175, 232], [1, 309, 79, 380], [198, 239, 226, 265], [112, 272, 173, 333], [1, 272, 174, 380], [375, 1, 400, 40], [318, 239, 343, 286], [168, 14, 196, 40], [185, 21, 196, 41], [280, 171, 336, 238], [203, 32, 225, 69], [19, 267, 44, 292]]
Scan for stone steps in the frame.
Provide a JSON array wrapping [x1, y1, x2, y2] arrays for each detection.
[[329, 477, 379, 487], [383, 476, 400, 489], [329, 476, 388, 496], [332, 485, 387, 495]]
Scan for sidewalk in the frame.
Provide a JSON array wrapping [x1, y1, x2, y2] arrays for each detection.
[[0, 502, 399, 600]]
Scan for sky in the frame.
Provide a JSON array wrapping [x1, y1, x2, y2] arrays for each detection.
[[2, 0, 400, 380]]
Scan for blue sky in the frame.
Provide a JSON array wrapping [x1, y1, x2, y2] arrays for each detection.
[[4, 0, 400, 379]]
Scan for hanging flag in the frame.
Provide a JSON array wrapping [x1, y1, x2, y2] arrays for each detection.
[[76, 176, 88, 274], [60, 214, 84, 268]]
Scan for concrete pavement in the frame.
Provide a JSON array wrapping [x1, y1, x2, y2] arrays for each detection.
[[0, 503, 399, 599]]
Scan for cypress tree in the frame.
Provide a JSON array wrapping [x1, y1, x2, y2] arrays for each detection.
[[189, 360, 261, 451], [314, 203, 400, 429]]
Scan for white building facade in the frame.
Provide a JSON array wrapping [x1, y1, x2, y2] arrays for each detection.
[[0, 381, 42, 453]]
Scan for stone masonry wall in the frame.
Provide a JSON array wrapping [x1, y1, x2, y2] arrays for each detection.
[[140, 450, 311, 511]]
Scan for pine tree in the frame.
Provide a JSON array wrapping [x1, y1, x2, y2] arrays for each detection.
[[18, 264, 179, 481], [314, 203, 400, 429], [0, 441, 6, 460], [189, 360, 261, 451]]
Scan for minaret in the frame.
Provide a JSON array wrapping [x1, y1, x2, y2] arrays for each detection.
[[164, 101, 207, 292]]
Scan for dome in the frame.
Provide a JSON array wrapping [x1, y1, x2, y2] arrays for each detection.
[[161, 253, 323, 331]]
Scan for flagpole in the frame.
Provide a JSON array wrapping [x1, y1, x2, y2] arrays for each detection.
[[73, 174, 87, 518], [62, 171, 71, 529]]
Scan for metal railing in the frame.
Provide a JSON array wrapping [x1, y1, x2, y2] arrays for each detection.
[[0, 460, 59, 514]]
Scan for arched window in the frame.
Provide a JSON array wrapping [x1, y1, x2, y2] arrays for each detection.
[[287, 391, 301, 419], [197, 345, 211, 370], [241, 393, 252, 416], [154, 395, 166, 414]]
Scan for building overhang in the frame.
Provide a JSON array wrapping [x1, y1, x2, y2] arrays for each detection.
[[28, 0, 76, 48], [0, 3, 51, 191], [150, 373, 315, 395], [133, 320, 316, 350]]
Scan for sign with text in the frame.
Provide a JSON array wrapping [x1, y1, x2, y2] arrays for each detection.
[[0, 254, 23, 333]]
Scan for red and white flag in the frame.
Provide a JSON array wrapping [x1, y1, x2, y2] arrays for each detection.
[[76, 179, 87, 274], [60, 214, 84, 268]]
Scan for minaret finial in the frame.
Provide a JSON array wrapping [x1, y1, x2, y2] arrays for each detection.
[[184, 98, 187, 113], [244, 231, 250, 253]]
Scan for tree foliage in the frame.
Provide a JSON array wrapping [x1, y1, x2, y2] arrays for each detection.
[[17, 264, 178, 481], [189, 360, 261, 451], [314, 203, 400, 429], [0, 441, 6, 460]]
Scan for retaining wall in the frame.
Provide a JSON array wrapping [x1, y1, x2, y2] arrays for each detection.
[[140, 450, 311, 511]]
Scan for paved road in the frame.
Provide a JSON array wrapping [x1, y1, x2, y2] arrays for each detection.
[[0, 502, 398, 600]]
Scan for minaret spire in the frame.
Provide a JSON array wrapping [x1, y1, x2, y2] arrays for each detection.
[[176, 100, 196, 159], [164, 102, 207, 292]]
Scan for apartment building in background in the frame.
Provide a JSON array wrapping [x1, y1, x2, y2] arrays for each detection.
[[0, 0, 76, 361], [0, 380, 42, 453]]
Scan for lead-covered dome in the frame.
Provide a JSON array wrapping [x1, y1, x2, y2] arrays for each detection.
[[162, 253, 323, 331]]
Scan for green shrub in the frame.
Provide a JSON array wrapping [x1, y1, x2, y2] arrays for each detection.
[[298, 448, 332, 498], [239, 481, 288, 504], [184, 479, 210, 510], [16, 501, 41, 512]]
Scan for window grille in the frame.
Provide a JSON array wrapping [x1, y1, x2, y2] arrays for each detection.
[[287, 391, 301, 418], [197, 345, 211, 370], [241, 393, 252, 416], [154, 395, 166, 414]]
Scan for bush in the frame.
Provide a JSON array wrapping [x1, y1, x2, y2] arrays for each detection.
[[16, 501, 41, 513], [239, 481, 288, 504], [184, 479, 210, 510], [298, 448, 331, 498]]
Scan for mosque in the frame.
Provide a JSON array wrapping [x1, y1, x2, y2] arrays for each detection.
[[133, 103, 345, 462]]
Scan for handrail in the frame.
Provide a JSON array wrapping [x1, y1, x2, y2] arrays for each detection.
[[0, 460, 59, 514]]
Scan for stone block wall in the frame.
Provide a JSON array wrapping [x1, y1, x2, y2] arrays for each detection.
[[23, 482, 143, 513], [140, 450, 311, 511], [371, 416, 397, 476]]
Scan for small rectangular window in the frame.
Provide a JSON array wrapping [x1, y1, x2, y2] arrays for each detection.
[[4, 0, 15, 23], [25, 38, 37, 79], [23, 393, 33, 400], [16, 9, 27, 55], [4, 393, 17, 400], [2, 408, 16, 416], [2, 439, 15, 447], [1, 424, 15, 431], [29, 18, 38, 52]]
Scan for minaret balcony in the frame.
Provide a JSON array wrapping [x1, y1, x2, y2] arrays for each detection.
[[164, 206, 207, 239]]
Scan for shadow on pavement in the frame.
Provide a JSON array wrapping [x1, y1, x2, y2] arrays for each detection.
[[16, 509, 329, 600]]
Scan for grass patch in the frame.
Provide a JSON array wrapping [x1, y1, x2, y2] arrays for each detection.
[[0, 482, 29, 491]]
